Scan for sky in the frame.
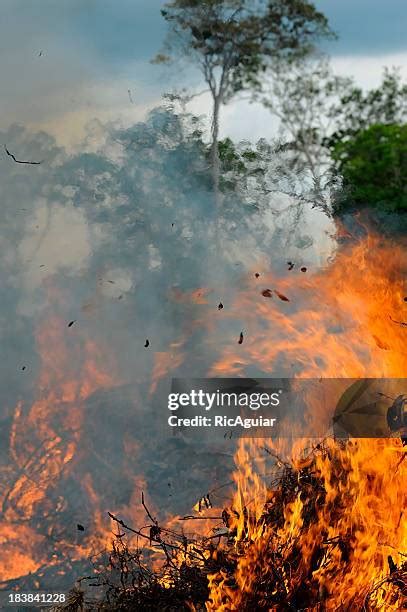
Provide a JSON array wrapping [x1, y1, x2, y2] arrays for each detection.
[[0, 0, 406, 146]]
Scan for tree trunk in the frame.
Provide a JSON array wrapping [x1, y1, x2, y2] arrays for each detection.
[[211, 95, 222, 213], [210, 95, 223, 257]]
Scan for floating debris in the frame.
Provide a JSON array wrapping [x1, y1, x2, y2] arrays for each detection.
[[238, 332, 244, 344], [274, 290, 290, 302], [301, 266, 307, 273], [261, 289, 273, 298], [4, 145, 42, 165], [373, 335, 390, 350], [68, 320, 76, 328], [144, 339, 150, 348], [218, 302, 224, 310]]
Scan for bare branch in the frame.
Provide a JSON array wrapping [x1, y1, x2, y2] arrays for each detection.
[[4, 145, 42, 165]]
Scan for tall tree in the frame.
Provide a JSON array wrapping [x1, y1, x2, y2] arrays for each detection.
[[325, 67, 407, 149], [155, 0, 333, 210], [263, 60, 407, 208]]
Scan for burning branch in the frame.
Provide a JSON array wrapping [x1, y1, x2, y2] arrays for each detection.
[[389, 315, 407, 328], [55, 438, 406, 610], [107, 512, 201, 563]]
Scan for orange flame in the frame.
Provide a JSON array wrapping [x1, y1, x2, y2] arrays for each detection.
[[209, 231, 406, 378], [0, 303, 118, 582], [204, 224, 406, 609], [1, 220, 406, 609]]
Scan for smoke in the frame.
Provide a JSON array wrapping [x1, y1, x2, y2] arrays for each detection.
[[0, 106, 336, 591]]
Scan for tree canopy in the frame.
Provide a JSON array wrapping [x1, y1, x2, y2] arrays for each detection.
[[159, 0, 332, 96], [156, 0, 333, 203], [261, 60, 407, 211], [331, 123, 407, 213]]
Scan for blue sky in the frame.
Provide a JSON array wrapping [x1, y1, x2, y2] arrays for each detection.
[[315, 0, 407, 55], [2, 0, 405, 63], [0, 0, 406, 145]]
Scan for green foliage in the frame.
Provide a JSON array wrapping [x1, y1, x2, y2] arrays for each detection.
[[263, 60, 407, 205], [331, 124, 407, 213], [326, 68, 407, 151], [218, 137, 247, 173], [216, 137, 270, 195]]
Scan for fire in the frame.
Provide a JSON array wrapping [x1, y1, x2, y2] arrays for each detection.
[[141, 220, 406, 609], [204, 220, 406, 609], [1, 218, 406, 608], [149, 287, 216, 394], [150, 342, 185, 395], [209, 229, 406, 378], [206, 437, 405, 610], [0, 524, 46, 583], [0, 299, 118, 583]]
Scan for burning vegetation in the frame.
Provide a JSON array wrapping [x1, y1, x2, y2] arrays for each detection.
[[58, 437, 406, 611], [0, 220, 404, 610], [1, 0, 406, 608]]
